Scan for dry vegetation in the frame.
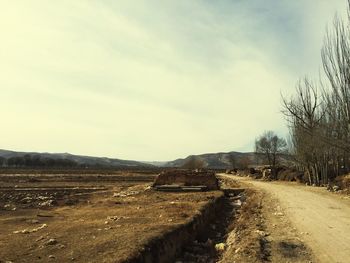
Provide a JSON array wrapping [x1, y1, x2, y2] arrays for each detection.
[[281, 0, 350, 187], [0, 172, 222, 263]]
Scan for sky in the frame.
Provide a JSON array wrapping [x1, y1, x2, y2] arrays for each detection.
[[0, 0, 347, 161]]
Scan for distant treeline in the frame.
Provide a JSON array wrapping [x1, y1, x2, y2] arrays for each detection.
[[0, 154, 79, 168], [0, 154, 150, 170]]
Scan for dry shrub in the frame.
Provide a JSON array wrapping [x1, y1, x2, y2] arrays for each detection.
[[277, 168, 304, 182], [335, 174, 350, 193]]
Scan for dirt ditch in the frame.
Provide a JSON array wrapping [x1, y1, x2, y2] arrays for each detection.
[[122, 188, 246, 263], [174, 189, 245, 263]]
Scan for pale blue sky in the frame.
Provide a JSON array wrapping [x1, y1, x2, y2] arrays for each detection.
[[0, 0, 346, 161]]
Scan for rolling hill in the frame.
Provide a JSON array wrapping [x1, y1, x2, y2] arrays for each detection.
[[164, 151, 258, 169], [0, 149, 154, 168]]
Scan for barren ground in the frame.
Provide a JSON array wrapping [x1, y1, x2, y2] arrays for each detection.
[[220, 174, 350, 263], [0, 173, 222, 263]]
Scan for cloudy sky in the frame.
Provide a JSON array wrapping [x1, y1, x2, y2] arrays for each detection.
[[0, 0, 347, 161]]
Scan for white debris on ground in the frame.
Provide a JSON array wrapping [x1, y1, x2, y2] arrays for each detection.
[[13, 223, 47, 234], [215, 243, 225, 251], [113, 191, 139, 197]]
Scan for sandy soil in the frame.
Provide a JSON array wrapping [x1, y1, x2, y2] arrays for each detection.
[[221, 174, 350, 263]]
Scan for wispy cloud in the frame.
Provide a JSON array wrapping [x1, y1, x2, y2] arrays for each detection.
[[0, 0, 346, 160]]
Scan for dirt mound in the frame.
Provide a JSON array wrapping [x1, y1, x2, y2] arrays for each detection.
[[153, 170, 219, 190]]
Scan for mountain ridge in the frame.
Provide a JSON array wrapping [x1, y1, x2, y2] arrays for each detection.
[[164, 151, 256, 169], [0, 149, 153, 168], [0, 149, 257, 169]]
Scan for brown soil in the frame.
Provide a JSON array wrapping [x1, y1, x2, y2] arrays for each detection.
[[218, 175, 315, 263], [0, 173, 222, 263], [221, 174, 350, 263], [218, 179, 267, 263]]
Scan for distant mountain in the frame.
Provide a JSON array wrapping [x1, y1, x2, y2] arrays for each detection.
[[0, 149, 277, 170], [0, 149, 154, 168], [164, 151, 258, 169], [142, 161, 168, 167]]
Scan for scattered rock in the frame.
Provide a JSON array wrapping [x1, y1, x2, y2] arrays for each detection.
[[265, 236, 274, 242], [48, 255, 55, 259], [38, 196, 50, 201], [46, 238, 58, 245], [38, 200, 57, 207], [274, 212, 284, 216], [215, 243, 225, 251], [113, 191, 139, 197], [233, 199, 242, 207], [107, 216, 120, 221], [106, 215, 129, 222], [3, 204, 16, 211], [255, 230, 269, 236], [333, 185, 340, 192], [21, 197, 33, 203]]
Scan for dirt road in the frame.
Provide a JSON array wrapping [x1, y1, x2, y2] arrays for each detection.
[[220, 174, 350, 263]]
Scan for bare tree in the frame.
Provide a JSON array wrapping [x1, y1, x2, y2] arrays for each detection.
[[255, 131, 287, 179], [237, 156, 251, 170], [281, 0, 350, 185], [282, 78, 328, 184], [181, 156, 205, 170]]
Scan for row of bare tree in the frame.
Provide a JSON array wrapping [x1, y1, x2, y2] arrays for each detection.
[[282, 0, 350, 185]]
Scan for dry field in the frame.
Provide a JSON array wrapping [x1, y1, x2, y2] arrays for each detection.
[[0, 172, 222, 263]]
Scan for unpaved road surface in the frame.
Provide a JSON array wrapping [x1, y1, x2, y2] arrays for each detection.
[[221, 174, 350, 263]]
